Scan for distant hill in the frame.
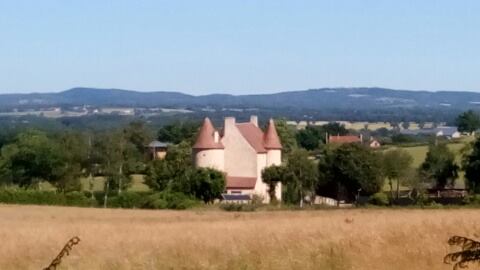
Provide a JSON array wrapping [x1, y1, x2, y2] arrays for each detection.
[[1, 87, 480, 111]]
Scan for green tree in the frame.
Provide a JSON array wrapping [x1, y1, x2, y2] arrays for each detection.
[[456, 110, 480, 135], [0, 130, 65, 188], [123, 120, 152, 156], [322, 122, 348, 137], [92, 130, 138, 206], [283, 149, 318, 207], [274, 118, 297, 155], [420, 143, 458, 189], [145, 159, 172, 191], [180, 168, 225, 203], [296, 126, 322, 150], [54, 131, 89, 192], [145, 141, 192, 192], [382, 149, 413, 200], [157, 121, 199, 144], [145, 142, 224, 203], [262, 165, 286, 203], [296, 122, 348, 151], [463, 138, 480, 193], [318, 144, 384, 202]]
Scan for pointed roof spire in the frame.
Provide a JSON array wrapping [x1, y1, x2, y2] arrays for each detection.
[[264, 119, 282, 150], [193, 118, 224, 149]]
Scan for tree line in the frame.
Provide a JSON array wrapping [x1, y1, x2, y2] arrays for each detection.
[[1, 111, 480, 208]]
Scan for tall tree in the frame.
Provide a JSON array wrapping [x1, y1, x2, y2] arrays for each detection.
[[296, 126, 322, 150], [145, 141, 193, 192], [179, 168, 225, 203], [262, 165, 286, 203], [157, 121, 199, 144], [54, 131, 89, 192], [273, 118, 297, 155], [463, 138, 480, 193], [0, 130, 65, 188], [283, 149, 318, 207], [322, 122, 348, 137], [382, 149, 413, 200], [123, 120, 152, 154], [92, 130, 137, 206], [456, 110, 480, 135], [317, 144, 384, 202], [420, 143, 458, 189]]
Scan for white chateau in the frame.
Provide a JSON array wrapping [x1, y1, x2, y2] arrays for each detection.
[[193, 116, 282, 202]]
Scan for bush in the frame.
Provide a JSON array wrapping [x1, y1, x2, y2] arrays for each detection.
[[142, 193, 168, 209], [0, 188, 95, 206], [65, 191, 96, 207], [109, 192, 146, 208], [464, 194, 480, 205], [142, 191, 198, 210], [0, 188, 198, 210], [368, 192, 389, 206], [220, 203, 257, 212], [161, 192, 198, 210]]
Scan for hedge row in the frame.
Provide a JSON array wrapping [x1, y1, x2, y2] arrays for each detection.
[[0, 189, 198, 210]]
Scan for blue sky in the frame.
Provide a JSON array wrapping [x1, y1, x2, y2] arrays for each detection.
[[0, 1, 479, 95]]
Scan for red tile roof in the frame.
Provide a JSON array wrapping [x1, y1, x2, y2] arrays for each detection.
[[235, 123, 267, 153], [328, 135, 362, 144], [194, 117, 283, 153], [193, 118, 224, 149], [264, 119, 282, 150], [226, 176, 257, 189]]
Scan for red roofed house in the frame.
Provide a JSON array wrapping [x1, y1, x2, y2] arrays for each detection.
[[327, 134, 363, 144], [193, 116, 282, 202]]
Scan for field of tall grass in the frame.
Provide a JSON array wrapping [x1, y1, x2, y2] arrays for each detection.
[[0, 205, 478, 270]]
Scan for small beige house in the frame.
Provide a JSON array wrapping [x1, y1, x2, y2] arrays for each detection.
[[193, 116, 282, 202], [147, 141, 169, 160]]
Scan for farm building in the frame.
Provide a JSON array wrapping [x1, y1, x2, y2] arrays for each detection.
[[147, 141, 170, 160], [369, 139, 381, 148], [193, 116, 282, 203], [400, 126, 461, 139]]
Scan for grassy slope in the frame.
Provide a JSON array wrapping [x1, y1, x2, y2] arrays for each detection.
[[383, 137, 474, 190]]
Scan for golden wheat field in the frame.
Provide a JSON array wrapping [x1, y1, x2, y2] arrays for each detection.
[[0, 205, 478, 270]]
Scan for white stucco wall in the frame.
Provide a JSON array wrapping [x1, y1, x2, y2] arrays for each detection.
[[267, 149, 282, 202], [254, 153, 269, 202], [194, 149, 225, 171], [221, 120, 258, 178], [266, 149, 282, 166]]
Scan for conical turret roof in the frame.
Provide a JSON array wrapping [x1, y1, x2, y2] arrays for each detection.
[[263, 119, 282, 149], [193, 118, 224, 149]]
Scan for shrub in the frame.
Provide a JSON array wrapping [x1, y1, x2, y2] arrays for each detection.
[[109, 192, 146, 208], [368, 192, 389, 206], [0, 188, 198, 210], [142, 191, 198, 210], [462, 194, 480, 205], [162, 192, 198, 210], [0, 188, 95, 206], [220, 203, 257, 212], [65, 191, 95, 207], [142, 193, 168, 209]]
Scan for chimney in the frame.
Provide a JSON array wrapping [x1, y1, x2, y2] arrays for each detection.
[[214, 131, 220, 143], [224, 117, 236, 135], [250, 115, 258, 127]]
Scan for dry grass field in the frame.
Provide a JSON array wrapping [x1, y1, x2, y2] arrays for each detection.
[[0, 205, 479, 270]]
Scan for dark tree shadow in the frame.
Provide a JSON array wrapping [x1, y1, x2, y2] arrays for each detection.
[[444, 236, 480, 269]]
